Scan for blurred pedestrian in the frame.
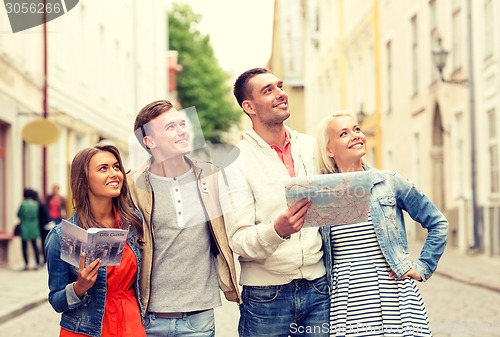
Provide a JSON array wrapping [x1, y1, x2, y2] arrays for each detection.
[[46, 184, 67, 225], [33, 190, 53, 264], [17, 188, 42, 270], [315, 111, 448, 336], [45, 144, 145, 337]]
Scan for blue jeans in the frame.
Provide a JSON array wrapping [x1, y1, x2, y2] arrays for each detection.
[[144, 309, 215, 337], [239, 276, 330, 337]]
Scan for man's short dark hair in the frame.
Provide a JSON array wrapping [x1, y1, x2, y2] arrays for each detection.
[[233, 68, 271, 109], [134, 100, 174, 152]]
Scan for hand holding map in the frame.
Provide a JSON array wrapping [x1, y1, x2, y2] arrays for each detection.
[[284, 171, 372, 227]]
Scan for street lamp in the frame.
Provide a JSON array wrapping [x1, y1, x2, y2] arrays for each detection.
[[356, 103, 375, 137], [432, 37, 468, 86], [357, 103, 366, 125], [432, 27, 480, 252]]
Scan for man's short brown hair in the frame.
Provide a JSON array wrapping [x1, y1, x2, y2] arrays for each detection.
[[134, 100, 174, 152]]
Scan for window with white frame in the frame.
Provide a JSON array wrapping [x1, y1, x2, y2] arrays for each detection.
[[368, 47, 375, 110], [488, 108, 499, 194], [319, 77, 327, 117], [413, 132, 421, 186], [53, 19, 66, 72], [357, 56, 363, 109], [348, 62, 355, 111], [411, 15, 419, 96], [429, 0, 439, 83], [386, 40, 392, 114], [484, 0, 494, 58], [386, 148, 393, 171], [452, 3, 462, 71], [79, 5, 88, 87], [369, 146, 376, 168], [453, 112, 465, 197], [333, 61, 338, 110], [98, 25, 106, 99], [0, 124, 6, 232], [113, 40, 121, 106]]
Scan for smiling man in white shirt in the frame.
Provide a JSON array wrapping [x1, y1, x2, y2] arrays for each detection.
[[220, 68, 330, 337]]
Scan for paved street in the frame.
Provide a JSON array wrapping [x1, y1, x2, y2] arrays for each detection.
[[1, 273, 499, 337], [416, 273, 500, 337], [0, 301, 59, 337]]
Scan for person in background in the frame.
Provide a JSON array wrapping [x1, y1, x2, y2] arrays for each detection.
[[128, 99, 240, 337], [46, 184, 67, 225], [17, 188, 42, 270], [315, 111, 448, 336], [33, 190, 52, 264], [220, 68, 329, 337], [45, 144, 145, 337]]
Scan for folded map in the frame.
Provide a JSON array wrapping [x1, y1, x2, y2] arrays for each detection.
[[284, 171, 372, 227]]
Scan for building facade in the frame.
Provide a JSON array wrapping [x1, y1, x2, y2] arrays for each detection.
[[301, 0, 382, 169], [0, 0, 169, 265], [270, 0, 306, 133], [273, 0, 500, 257], [377, 0, 500, 256]]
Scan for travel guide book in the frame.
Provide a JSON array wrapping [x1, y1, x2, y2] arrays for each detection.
[[60, 219, 128, 268]]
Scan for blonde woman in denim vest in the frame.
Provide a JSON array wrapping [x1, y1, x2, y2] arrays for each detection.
[[316, 112, 448, 336]]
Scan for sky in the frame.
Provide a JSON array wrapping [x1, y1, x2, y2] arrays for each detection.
[[173, 0, 275, 82]]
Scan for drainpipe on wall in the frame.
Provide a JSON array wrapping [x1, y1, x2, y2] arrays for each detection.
[[466, 0, 479, 251], [42, 0, 48, 201]]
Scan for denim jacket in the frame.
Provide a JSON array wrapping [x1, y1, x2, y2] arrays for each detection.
[[45, 212, 143, 337], [320, 167, 448, 289]]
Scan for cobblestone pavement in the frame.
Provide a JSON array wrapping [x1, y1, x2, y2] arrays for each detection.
[[2, 273, 499, 337], [416, 273, 500, 337], [2, 241, 499, 337]]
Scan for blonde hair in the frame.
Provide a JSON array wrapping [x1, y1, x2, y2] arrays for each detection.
[[315, 110, 357, 174]]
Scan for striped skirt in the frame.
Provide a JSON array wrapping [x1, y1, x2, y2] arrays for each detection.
[[329, 219, 432, 337]]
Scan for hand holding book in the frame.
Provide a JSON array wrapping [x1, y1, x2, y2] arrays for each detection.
[[73, 252, 102, 299], [61, 219, 129, 268]]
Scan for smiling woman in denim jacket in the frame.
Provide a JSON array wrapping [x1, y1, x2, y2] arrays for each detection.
[[316, 112, 448, 337], [45, 144, 145, 337]]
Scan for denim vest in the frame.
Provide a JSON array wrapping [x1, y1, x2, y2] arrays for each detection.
[[320, 167, 448, 290], [45, 212, 143, 337]]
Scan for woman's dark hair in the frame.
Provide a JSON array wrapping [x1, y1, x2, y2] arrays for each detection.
[[70, 144, 142, 236], [23, 188, 37, 200]]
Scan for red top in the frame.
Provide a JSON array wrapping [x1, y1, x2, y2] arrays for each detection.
[[60, 211, 145, 337], [60, 244, 145, 337], [48, 195, 62, 219], [270, 130, 296, 177]]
